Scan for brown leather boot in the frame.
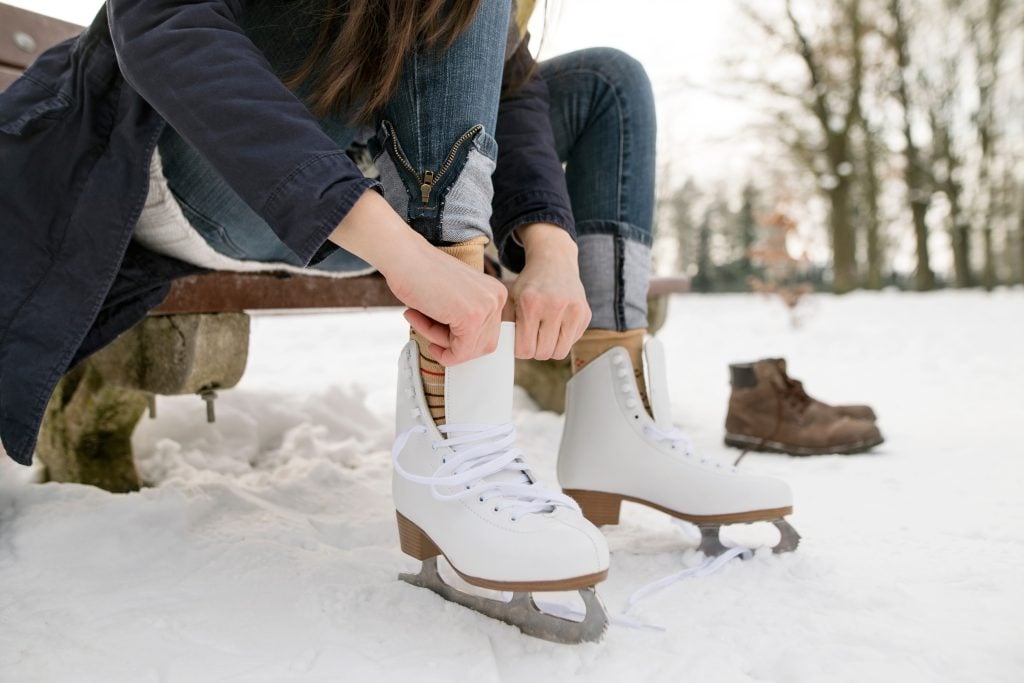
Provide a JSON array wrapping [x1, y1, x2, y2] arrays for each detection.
[[760, 358, 876, 421], [724, 359, 883, 455]]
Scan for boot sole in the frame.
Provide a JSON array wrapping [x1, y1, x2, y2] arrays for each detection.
[[563, 489, 793, 527], [724, 432, 885, 456], [396, 512, 608, 592]]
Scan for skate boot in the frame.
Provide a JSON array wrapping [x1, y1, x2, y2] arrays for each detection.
[[558, 336, 800, 557], [392, 322, 610, 643], [724, 359, 883, 456]]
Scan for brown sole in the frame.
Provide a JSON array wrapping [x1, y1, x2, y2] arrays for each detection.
[[563, 489, 793, 527], [396, 512, 608, 592], [724, 432, 885, 456]]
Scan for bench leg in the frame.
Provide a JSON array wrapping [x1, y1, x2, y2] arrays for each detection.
[[36, 312, 251, 492], [37, 361, 147, 492]]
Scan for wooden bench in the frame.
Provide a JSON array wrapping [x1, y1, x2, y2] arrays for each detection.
[[2, 3, 688, 491]]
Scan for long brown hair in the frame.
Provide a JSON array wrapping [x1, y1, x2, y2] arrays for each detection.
[[285, 0, 483, 123]]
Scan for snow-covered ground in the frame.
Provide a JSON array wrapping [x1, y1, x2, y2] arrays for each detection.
[[1, 291, 1022, 682]]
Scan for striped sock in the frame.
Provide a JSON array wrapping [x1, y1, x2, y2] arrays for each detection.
[[411, 236, 489, 426], [571, 328, 652, 417]]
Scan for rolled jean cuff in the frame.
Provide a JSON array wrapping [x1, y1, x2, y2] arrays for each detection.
[[576, 220, 652, 331], [575, 219, 653, 247]]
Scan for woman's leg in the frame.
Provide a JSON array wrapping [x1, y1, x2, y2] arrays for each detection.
[[369, 1, 508, 249], [538, 47, 657, 407], [368, 0, 511, 424], [539, 47, 657, 332]]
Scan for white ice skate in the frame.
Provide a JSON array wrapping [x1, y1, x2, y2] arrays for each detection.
[[558, 336, 800, 556], [392, 322, 610, 643]]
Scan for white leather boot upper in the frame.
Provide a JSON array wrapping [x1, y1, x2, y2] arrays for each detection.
[[558, 336, 792, 517], [393, 322, 609, 584]]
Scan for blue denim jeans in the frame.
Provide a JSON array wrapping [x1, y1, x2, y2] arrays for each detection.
[[157, 0, 509, 272], [539, 48, 656, 330]]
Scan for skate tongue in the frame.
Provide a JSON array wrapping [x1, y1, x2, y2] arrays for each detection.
[[445, 321, 515, 426], [642, 336, 673, 429]]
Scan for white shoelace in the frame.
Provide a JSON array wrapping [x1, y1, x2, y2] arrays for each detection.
[[392, 423, 580, 520], [395, 423, 752, 633], [531, 540, 753, 633], [643, 424, 736, 472]]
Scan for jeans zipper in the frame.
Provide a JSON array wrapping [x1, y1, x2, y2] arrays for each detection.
[[383, 121, 484, 205]]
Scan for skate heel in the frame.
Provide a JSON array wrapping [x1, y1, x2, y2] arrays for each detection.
[[564, 490, 622, 526], [396, 512, 441, 560]]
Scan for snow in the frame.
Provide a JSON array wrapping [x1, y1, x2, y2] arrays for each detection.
[[1, 291, 1022, 682]]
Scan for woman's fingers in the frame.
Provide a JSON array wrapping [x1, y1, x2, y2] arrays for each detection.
[[514, 298, 540, 359], [533, 314, 563, 361], [404, 309, 452, 348]]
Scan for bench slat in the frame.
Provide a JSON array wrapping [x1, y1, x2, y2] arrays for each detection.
[[0, 4, 82, 71], [151, 270, 688, 316], [150, 272, 402, 315]]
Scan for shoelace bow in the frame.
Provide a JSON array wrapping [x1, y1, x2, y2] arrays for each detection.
[[392, 423, 580, 520], [643, 424, 735, 472]]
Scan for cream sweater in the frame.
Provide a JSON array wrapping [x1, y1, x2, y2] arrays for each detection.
[[133, 151, 375, 279]]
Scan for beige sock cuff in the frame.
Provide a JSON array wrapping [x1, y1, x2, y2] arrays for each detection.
[[571, 328, 652, 416], [571, 328, 647, 367], [438, 235, 489, 272]]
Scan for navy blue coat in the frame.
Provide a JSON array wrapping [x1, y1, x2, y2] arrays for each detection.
[[0, 1, 574, 466]]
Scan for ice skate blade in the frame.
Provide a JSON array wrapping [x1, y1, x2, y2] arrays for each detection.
[[698, 517, 801, 556], [399, 558, 609, 644]]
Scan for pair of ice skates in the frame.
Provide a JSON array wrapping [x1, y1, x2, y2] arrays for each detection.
[[392, 323, 798, 643]]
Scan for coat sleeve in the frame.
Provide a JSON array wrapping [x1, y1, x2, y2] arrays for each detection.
[[490, 34, 575, 272], [106, 0, 379, 265]]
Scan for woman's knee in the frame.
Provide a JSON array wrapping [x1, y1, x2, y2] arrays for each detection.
[[574, 47, 655, 115]]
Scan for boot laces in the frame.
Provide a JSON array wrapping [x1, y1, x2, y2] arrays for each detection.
[[778, 376, 812, 413], [642, 424, 735, 472], [392, 423, 580, 521]]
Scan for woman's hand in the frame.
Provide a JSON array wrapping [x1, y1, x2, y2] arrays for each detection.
[[328, 190, 506, 366], [507, 223, 591, 360]]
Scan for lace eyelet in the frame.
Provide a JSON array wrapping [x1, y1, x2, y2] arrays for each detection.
[[510, 517, 518, 523], [493, 507, 499, 513], [478, 497, 484, 502]]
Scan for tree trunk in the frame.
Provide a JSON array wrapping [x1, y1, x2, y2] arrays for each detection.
[[891, 0, 935, 291], [951, 217, 972, 288], [982, 224, 997, 290], [910, 193, 935, 291], [1019, 200, 1024, 286], [831, 178, 858, 294], [860, 123, 884, 289]]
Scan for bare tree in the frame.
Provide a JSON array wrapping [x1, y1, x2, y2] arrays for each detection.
[[853, 115, 886, 289], [928, 55, 973, 288], [889, 0, 935, 290], [734, 0, 868, 292], [972, 0, 1007, 290]]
